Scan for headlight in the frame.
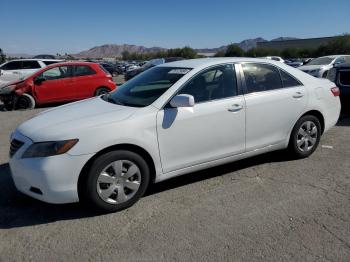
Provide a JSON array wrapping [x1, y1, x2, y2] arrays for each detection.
[[22, 139, 78, 158]]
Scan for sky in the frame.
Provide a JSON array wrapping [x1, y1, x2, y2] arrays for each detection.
[[1, 0, 349, 55]]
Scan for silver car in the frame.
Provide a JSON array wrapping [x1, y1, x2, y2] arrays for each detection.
[[298, 55, 350, 78]]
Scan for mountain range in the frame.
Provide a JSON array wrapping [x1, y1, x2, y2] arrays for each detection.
[[73, 37, 298, 58], [5, 37, 299, 58]]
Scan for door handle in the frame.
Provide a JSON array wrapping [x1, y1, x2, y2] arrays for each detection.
[[228, 104, 243, 112], [293, 92, 304, 98]]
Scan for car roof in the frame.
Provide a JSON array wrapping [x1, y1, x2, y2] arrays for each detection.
[[44, 61, 98, 67], [159, 57, 284, 69], [7, 59, 63, 62], [318, 55, 350, 59]]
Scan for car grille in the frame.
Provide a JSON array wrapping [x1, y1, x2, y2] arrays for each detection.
[[9, 139, 24, 158]]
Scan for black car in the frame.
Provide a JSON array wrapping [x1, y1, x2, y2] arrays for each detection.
[[328, 63, 350, 111], [125, 57, 184, 81], [99, 62, 120, 76]]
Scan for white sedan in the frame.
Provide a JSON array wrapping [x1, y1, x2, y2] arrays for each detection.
[[9, 58, 340, 212]]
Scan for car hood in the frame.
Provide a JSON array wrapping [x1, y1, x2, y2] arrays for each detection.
[[298, 65, 327, 71], [17, 97, 139, 142]]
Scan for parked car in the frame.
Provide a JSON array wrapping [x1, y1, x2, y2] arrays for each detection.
[[32, 54, 57, 59], [298, 55, 350, 78], [284, 59, 303, 68], [99, 62, 119, 76], [0, 62, 116, 110], [261, 56, 285, 63], [9, 58, 340, 212], [327, 63, 350, 111], [125, 57, 184, 80], [0, 59, 63, 81]]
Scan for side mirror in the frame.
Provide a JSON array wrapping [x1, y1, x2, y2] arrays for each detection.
[[34, 76, 45, 84], [170, 94, 195, 108]]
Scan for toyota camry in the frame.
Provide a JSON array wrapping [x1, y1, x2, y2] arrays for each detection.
[[9, 58, 341, 212]]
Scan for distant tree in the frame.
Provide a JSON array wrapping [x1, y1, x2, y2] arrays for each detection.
[[281, 48, 299, 59], [224, 44, 244, 57], [214, 50, 226, 57], [245, 47, 280, 57], [0, 48, 6, 63], [315, 35, 350, 56], [122, 50, 130, 60]]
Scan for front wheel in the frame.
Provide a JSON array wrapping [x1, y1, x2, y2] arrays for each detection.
[[81, 151, 150, 212], [15, 93, 36, 110], [288, 115, 321, 158]]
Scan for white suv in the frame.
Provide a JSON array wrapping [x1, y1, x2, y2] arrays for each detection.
[[0, 59, 62, 84]]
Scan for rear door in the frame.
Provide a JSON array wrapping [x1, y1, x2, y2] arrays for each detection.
[[72, 65, 98, 99], [240, 62, 307, 151], [33, 65, 74, 102]]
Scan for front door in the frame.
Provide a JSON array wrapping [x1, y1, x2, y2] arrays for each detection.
[[33, 65, 74, 103], [157, 64, 246, 173]]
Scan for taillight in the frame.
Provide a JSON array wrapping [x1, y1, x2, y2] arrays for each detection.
[[330, 87, 340, 96]]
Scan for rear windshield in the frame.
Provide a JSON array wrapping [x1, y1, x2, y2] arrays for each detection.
[[103, 66, 191, 107]]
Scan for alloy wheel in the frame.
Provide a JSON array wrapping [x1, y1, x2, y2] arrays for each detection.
[[297, 121, 318, 152], [96, 160, 141, 204]]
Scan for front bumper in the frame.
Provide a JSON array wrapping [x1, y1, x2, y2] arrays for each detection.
[[9, 131, 93, 204]]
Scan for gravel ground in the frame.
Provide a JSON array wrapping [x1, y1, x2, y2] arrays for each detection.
[[0, 108, 349, 262]]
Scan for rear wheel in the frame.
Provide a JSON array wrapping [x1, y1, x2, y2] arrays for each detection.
[[288, 115, 321, 158], [15, 93, 36, 110], [94, 87, 110, 96], [81, 150, 150, 212]]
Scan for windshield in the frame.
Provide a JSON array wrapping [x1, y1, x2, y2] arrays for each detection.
[[308, 57, 334, 65], [103, 66, 191, 107]]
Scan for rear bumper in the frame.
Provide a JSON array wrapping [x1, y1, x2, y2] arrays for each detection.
[[323, 98, 341, 133]]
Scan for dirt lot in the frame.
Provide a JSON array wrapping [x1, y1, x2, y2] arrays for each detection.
[[0, 108, 349, 261]]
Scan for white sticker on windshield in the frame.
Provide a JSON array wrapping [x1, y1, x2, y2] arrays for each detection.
[[168, 69, 191, 74]]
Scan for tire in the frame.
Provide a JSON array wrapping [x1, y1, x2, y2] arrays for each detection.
[[15, 93, 36, 110], [94, 87, 110, 96], [322, 71, 328, 78], [81, 150, 150, 212], [288, 115, 321, 158]]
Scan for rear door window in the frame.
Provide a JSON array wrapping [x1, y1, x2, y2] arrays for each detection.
[[279, 70, 302, 88], [22, 61, 41, 69], [42, 61, 60, 66], [74, 65, 96, 77], [242, 63, 283, 93]]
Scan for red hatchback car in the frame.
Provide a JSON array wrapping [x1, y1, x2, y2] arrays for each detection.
[[0, 62, 116, 110]]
